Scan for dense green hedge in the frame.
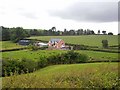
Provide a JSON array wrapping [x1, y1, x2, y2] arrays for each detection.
[[2, 50, 89, 76], [47, 50, 88, 64]]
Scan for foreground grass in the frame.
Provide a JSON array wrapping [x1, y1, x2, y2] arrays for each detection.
[[2, 50, 118, 61], [0, 41, 24, 50], [2, 62, 118, 88], [28, 35, 118, 47]]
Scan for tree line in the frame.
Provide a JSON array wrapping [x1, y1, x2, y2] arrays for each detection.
[[1, 26, 114, 42]]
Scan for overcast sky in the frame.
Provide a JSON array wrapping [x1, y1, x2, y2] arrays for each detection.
[[0, 0, 119, 34]]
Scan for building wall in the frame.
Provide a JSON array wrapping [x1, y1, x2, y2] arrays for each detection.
[[48, 40, 65, 49]]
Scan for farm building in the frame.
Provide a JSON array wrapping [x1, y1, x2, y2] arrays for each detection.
[[48, 39, 65, 49], [18, 39, 31, 45], [34, 41, 48, 47]]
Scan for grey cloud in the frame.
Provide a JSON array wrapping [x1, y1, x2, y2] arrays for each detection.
[[48, 2, 118, 22]]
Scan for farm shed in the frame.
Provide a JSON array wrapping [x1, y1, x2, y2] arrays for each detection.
[[35, 42, 48, 47], [48, 39, 65, 49], [18, 39, 30, 45]]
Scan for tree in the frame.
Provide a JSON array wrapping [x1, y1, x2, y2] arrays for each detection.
[[84, 30, 87, 35], [10, 27, 29, 42], [2, 26, 10, 41], [102, 40, 108, 48], [69, 30, 75, 35], [102, 31, 106, 35], [90, 30, 95, 35], [77, 29, 83, 35], [63, 29, 67, 35], [98, 30, 100, 34], [51, 27, 56, 32], [108, 32, 113, 35]]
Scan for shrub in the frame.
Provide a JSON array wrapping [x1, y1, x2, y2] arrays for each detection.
[[39, 46, 48, 50], [28, 44, 39, 51], [2, 51, 89, 77], [2, 59, 21, 76], [2, 58, 38, 76], [20, 58, 38, 73], [38, 56, 48, 68], [47, 50, 89, 64], [102, 40, 108, 48]]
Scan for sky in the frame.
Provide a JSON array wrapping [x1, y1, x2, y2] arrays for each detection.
[[0, 0, 119, 34]]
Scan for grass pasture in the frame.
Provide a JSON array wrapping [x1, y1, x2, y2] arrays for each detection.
[[0, 41, 25, 50], [2, 62, 118, 88], [1, 35, 119, 88], [2, 50, 118, 61], [28, 35, 119, 47]]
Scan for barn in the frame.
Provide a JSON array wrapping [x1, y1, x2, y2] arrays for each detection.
[[48, 39, 65, 49], [18, 39, 30, 45], [34, 41, 48, 47]]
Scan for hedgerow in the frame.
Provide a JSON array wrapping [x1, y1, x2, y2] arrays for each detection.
[[2, 50, 89, 76]]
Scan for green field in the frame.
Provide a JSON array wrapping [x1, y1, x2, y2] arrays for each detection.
[[2, 50, 118, 61], [1, 35, 119, 88], [0, 41, 25, 50], [2, 62, 118, 88], [28, 35, 119, 47]]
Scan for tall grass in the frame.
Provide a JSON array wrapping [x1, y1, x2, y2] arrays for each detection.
[[2, 63, 119, 88]]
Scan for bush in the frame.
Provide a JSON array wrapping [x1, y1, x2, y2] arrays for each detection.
[[2, 51, 89, 77], [39, 46, 48, 50], [20, 58, 38, 73], [73, 45, 88, 50], [48, 50, 89, 64], [38, 56, 48, 68], [2, 59, 21, 76], [102, 40, 108, 48], [2, 58, 38, 76], [28, 44, 39, 51]]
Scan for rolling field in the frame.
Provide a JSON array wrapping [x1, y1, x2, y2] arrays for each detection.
[[0, 41, 25, 50], [2, 62, 118, 88], [28, 35, 119, 47], [1, 35, 119, 88], [2, 50, 118, 61]]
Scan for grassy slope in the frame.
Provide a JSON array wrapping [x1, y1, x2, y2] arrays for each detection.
[[28, 35, 118, 47], [0, 41, 24, 50], [2, 50, 118, 61], [2, 62, 118, 88]]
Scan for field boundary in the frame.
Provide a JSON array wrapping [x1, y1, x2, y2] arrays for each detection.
[[0, 47, 27, 52], [29, 39, 120, 53]]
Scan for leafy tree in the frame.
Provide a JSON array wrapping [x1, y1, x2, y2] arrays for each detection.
[[90, 30, 95, 35], [2, 27, 10, 41], [63, 29, 67, 35], [98, 30, 100, 34], [84, 30, 87, 35], [69, 30, 75, 35], [102, 31, 106, 35], [51, 27, 56, 32], [102, 40, 108, 48], [77, 29, 84, 35], [108, 32, 113, 35], [10, 27, 29, 42]]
